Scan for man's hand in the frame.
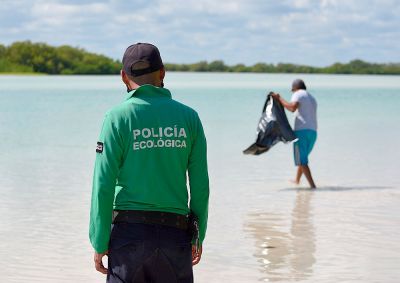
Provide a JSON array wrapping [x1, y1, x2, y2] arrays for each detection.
[[270, 92, 280, 100], [192, 245, 202, 266], [270, 92, 298, 112], [94, 250, 108, 274]]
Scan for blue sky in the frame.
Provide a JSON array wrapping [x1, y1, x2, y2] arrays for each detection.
[[0, 0, 399, 66]]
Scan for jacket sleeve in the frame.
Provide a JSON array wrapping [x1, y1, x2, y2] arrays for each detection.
[[89, 113, 123, 253], [188, 114, 210, 245]]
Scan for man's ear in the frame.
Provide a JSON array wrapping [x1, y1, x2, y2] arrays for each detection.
[[159, 67, 166, 81], [121, 70, 129, 85]]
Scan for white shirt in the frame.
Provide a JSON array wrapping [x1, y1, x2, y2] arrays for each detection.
[[291, 89, 317, 131]]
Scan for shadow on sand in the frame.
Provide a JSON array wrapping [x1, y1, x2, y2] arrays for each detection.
[[280, 185, 393, 192]]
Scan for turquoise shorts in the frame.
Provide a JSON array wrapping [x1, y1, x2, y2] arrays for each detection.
[[293, 130, 317, 166]]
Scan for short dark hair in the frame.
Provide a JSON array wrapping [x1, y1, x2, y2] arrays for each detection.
[[292, 79, 307, 90]]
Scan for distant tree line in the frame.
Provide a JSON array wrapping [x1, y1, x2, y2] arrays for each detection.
[[0, 41, 121, 74], [1, 41, 400, 75], [165, 60, 400, 75]]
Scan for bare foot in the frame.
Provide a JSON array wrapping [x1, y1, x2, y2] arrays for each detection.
[[290, 180, 300, 185]]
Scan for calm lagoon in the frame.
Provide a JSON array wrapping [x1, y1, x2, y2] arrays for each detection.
[[0, 73, 399, 282]]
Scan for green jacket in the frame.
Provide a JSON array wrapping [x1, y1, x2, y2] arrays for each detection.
[[89, 84, 209, 253]]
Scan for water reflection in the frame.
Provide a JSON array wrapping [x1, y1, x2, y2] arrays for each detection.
[[245, 191, 315, 281]]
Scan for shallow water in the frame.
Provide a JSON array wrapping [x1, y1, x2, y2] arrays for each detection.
[[0, 73, 399, 282]]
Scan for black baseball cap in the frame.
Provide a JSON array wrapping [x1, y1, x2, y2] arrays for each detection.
[[122, 43, 164, 77]]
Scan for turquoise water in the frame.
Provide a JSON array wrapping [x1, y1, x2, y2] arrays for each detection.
[[0, 73, 399, 282]]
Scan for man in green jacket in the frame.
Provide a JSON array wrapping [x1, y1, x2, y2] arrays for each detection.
[[89, 43, 209, 283]]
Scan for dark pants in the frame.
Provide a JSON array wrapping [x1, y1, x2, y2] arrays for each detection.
[[107, 223, 193, 283]]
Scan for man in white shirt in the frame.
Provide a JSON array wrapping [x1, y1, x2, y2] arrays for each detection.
[[272, 79, 317, 188]]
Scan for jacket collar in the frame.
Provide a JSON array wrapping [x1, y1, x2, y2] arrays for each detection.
[[125, 84, 172, 100]]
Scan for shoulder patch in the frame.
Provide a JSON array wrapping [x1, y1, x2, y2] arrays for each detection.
[[96, 142, 104, 153]]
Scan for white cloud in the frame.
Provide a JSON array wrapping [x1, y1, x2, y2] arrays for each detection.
[[0, 0, 399, 66], [30, 1, 109, 26], [293, 0, 312, 9]]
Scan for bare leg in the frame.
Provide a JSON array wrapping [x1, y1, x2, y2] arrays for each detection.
[[295, 166, 302, 184], [300, 165, 316, 188], [291, 166, 302, 184]]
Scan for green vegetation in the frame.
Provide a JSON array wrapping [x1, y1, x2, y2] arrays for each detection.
[[165, 60, 400, 75], [1, 41, 400, 75], [0, 41, 121, 74]]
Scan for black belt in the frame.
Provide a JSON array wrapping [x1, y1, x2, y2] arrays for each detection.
[[112, 210, 189, 230]]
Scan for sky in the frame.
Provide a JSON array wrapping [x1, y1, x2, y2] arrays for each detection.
[[0, 0, 399, 66]]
